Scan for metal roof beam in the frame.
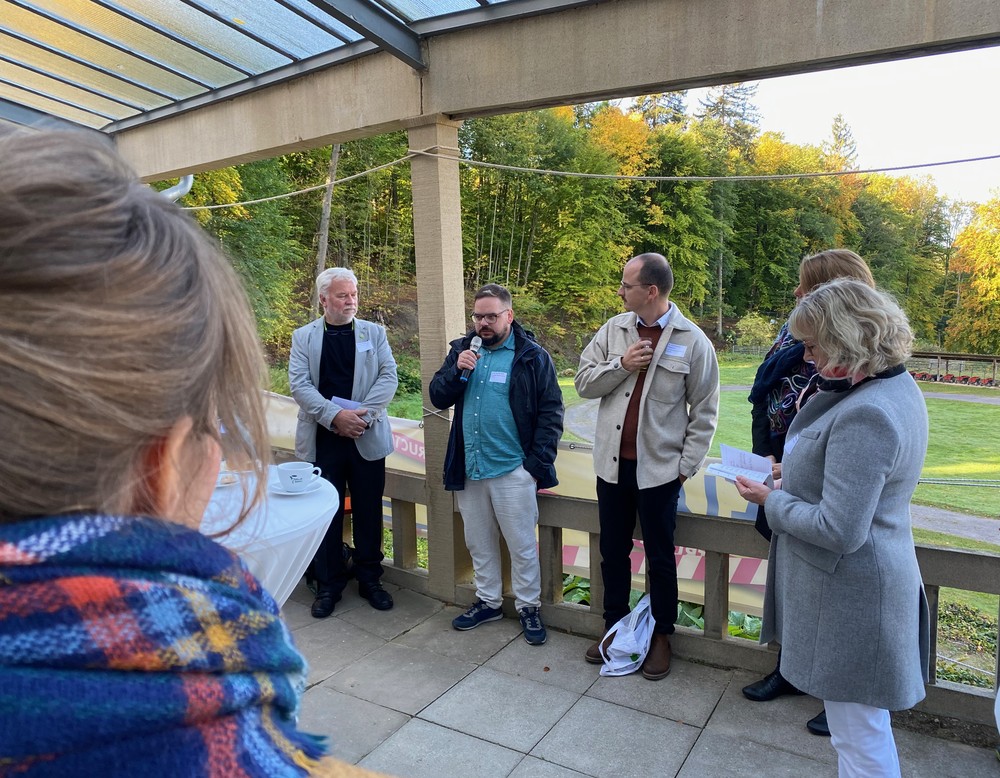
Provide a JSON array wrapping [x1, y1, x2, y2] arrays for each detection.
[[0, 97, 104, 133], [306, 0, 424, 70]]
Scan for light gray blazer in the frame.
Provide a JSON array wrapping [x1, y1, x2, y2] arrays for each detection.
[[761, 370, 930, 711], [289, 317, 398, 463]]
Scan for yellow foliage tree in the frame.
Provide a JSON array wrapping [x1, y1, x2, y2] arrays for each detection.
[[946, 196, 1000, 353]]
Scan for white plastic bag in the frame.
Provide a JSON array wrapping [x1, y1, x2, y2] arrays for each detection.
[[598, 594, 654, 677]]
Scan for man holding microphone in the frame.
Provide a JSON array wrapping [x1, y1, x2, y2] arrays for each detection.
[[430, 284, 564, 645]]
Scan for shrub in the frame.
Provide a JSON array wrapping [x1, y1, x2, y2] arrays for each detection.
[[394, 353, 422, 395], [735, 312, 778, 348]]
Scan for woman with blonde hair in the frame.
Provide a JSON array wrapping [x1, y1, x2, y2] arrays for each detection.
[[737, 278, 929, 777], [0, 129, 378, 777], [742, 249, 876, 736]]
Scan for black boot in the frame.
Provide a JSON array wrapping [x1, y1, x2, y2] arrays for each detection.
[[310, 587, 340, 618], [806, 709, 830, 737], [742, 666, 804, 702]]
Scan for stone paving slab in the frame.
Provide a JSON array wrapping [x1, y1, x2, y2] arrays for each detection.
[[298, 685, 409, 765], [531, 695, 700, 776], [392, 605, 523, 664], [586, 656, 733, 728], [507, 756, 590, 777], [891, 724, 999, 777], [483, 630, 599, 694], [335, 586, 444, 641], [703, 669, 837, 765], [420, 666, 580, 753], [678, 729, 837, 777], [293, 616, 385, 686], [281, 597, 316, 631], [324, 641, 475, 715], [360, 718, 524, 778]]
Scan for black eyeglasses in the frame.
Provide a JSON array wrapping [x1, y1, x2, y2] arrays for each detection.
[[471, 309, 510, 324], [619, 281, 651, 291]]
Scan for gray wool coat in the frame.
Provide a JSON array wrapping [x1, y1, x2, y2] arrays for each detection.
[[760, 369, 930, 711]]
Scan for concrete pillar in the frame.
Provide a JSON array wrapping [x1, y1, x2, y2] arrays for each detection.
[[406, 117, 472, 602]]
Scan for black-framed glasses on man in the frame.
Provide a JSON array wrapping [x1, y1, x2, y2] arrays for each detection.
[[619, 281, 651, 291], [471, 310, 510, 324]]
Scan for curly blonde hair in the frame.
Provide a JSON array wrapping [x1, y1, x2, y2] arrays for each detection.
[[0, 129, 268, 523], [788, 278, 914, 377]]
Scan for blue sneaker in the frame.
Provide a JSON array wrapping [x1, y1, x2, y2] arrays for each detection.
[[453, 600, 503, 630], [519, 606, 547, 645]]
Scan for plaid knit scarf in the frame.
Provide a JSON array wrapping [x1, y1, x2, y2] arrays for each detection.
[[0, 513, 326, 776]]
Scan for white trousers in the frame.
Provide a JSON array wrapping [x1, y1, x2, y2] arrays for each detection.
[[456, 465, 541, 611], [825, 700, 901, 778]]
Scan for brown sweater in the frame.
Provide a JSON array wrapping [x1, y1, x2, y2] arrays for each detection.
[[619, 322, 663, 461]]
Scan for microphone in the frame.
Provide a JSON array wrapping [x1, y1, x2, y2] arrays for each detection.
[[459, 336, 483, 383]]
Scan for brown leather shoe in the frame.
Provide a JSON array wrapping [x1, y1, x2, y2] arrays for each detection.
[[641, 632, 672, 680], [585, 631, 616, 664]]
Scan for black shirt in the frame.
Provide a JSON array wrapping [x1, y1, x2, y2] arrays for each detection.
[[319, 321, 355, 401]]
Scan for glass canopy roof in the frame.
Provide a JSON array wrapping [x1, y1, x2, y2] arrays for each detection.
[[0, 0, 595, 132]]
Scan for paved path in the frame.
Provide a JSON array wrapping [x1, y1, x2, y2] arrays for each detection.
[[564, 393, 999, 544], [287, 581, 999, 776]]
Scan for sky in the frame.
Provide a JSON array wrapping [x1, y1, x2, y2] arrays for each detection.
[[689, 46, 1000, 205]]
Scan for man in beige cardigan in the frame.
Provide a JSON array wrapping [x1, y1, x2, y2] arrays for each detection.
[[575, 253, 719, 679]]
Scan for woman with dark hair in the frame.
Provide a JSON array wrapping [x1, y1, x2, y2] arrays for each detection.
[[0, 129, 381, 777], [737, 279, 929, 777], [742, 249, 876, 736]]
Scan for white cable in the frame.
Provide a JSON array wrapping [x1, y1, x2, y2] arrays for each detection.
[[178, 145, 1000, 212], [181, 153, 416, 211], [408, 147, 1000, 182]]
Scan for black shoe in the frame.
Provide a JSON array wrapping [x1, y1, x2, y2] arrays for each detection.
[[742, 668, 804, 702], [359, 582, 393, 611], [311, 590, 340, 618], [806, 709, 830, 737]]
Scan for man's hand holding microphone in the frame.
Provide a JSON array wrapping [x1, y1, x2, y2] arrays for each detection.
[[458, 336, 484, 382]]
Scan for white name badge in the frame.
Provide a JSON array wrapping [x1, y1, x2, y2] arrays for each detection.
[[357, 339, 374, 352], [664, 343, 686, 357], [489, 371, 508, 383], [784, 433, 800, 456]]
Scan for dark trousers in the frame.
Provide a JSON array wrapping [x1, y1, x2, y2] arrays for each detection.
[[312, 432, 386, 593], [596, 458, 682, 635]]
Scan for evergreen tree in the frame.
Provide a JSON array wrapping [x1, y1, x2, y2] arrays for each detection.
[[696, 82, 761, 155], [823, 113, 858, 170], [635, 92, 687, 129]]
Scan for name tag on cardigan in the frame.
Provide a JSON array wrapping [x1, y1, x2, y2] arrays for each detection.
[[357, 340, 373, 352], [664, 343, 686, 357], [784, 433, 800, 455]]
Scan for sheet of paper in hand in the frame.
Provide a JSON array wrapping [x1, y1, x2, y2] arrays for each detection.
[[705, 444, 773, 485]]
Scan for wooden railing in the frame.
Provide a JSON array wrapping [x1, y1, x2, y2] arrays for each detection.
[[377, 468, 1000, 727]]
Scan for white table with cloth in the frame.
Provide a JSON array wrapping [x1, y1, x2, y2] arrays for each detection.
[[201, 465, 338, 607]]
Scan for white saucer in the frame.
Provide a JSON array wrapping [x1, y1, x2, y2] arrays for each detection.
[[269, 479, 323, 496]]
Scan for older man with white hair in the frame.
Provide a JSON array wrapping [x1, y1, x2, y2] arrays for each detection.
[[289, 267, 398, 617]]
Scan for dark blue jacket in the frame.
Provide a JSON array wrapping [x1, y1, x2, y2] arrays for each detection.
[[429, 321, 564, 491]]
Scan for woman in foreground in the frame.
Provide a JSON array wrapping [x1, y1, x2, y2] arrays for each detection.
[[0, 129, 379, 777], [736, 279, 930, 778]]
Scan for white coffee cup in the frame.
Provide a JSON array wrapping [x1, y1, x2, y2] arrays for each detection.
[[277, 461, 322, 492]]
